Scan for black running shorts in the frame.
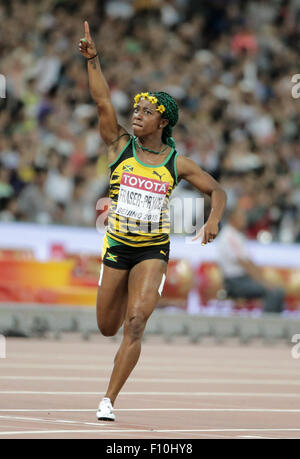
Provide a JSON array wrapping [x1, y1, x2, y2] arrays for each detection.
[[102, 234, 170, 270]]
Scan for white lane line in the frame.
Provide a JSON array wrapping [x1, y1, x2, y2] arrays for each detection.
[[1, 375, 300, 386], [8, 352, 296, 368], [237, 435, 276, 439], [157, 429, 300, 433], [10, 352, 287, 366], [0, 430, 153, 436], [1, 408, 300, 413], [1, 428, 300, 437], [1, 363, 299, 376], [120, 408, 300, 412], [0, 391, 300, 398], [0, 415, 104, 427]]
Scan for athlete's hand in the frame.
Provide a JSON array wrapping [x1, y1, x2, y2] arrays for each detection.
[[78, 21, 98, 59], [193, 218, 219, 245]]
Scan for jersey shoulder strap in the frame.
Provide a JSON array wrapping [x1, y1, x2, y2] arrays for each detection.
[[164, 149, 179, 185], [109, 136, 134, 173]]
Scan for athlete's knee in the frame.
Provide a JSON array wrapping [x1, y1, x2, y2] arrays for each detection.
[[125, 313, 147, 341], [97, 318, 119, 337], [99, 325, 118, 337]]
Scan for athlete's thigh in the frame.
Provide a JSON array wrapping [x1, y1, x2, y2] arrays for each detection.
[[127, 258, 167, 320], [97, 264, 129, 327]]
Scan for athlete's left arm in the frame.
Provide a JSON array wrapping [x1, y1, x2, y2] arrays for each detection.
[[177, 156, 227, 244]]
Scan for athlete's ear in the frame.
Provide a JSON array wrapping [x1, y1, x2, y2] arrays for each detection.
[[159, 118, 169, 129]]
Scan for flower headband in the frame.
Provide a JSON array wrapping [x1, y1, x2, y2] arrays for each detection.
[[134, 92, 166, 114]]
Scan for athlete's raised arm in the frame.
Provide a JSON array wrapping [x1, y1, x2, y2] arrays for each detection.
[[177, 156, 227, 244], [78, 21, 129, 163]]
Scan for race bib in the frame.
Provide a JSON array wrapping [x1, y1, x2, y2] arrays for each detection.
[[116, 172, 169, 223]]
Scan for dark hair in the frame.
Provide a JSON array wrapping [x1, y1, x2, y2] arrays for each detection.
[[74, 175, 85, 187], [151, 91, 179, 148], [34, 165, 48, 175]]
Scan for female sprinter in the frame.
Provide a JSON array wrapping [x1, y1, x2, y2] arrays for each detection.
[[79, 21, 227, 421]]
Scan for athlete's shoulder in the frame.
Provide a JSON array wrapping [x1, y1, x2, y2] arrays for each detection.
[[175, 155, 201, 179], [107, 126, 132, 166]]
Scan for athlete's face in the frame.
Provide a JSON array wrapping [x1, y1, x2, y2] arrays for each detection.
[[132, 99, 168, 137]]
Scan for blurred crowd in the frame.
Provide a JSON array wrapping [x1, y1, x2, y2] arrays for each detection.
[[0, 0, 300, 242]]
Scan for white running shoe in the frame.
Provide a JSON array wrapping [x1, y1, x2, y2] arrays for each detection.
[[96, 397, 115, 421]]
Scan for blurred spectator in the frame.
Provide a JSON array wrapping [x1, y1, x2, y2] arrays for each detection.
[[0, 0, 299, 239], [33, 45, 62, 95], [217, 206, 285, 313], [0, 163, 14, 199], [45, 156, 74, 204], [0, 195, 19, 222], [65, 176, 95, 226], [18, 166, 55, 224]]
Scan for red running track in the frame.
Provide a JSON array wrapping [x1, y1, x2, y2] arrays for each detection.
[[0, 334, 299, 439]]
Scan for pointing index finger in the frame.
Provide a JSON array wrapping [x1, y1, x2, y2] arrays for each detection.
[[84, 20, 91, 41]]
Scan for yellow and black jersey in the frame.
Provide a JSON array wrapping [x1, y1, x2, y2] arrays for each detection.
[[107, 135, 178, 247]]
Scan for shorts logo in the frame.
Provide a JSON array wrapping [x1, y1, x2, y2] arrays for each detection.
[[160, 250, 167, 256], [123, 165, 134, 172], [106, 252, 118, 262]]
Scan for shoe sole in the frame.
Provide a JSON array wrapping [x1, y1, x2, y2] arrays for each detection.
[[97, 416, 115, 421]]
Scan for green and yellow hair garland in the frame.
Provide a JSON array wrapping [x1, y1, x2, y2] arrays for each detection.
[[134, 92, 166, 114]]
